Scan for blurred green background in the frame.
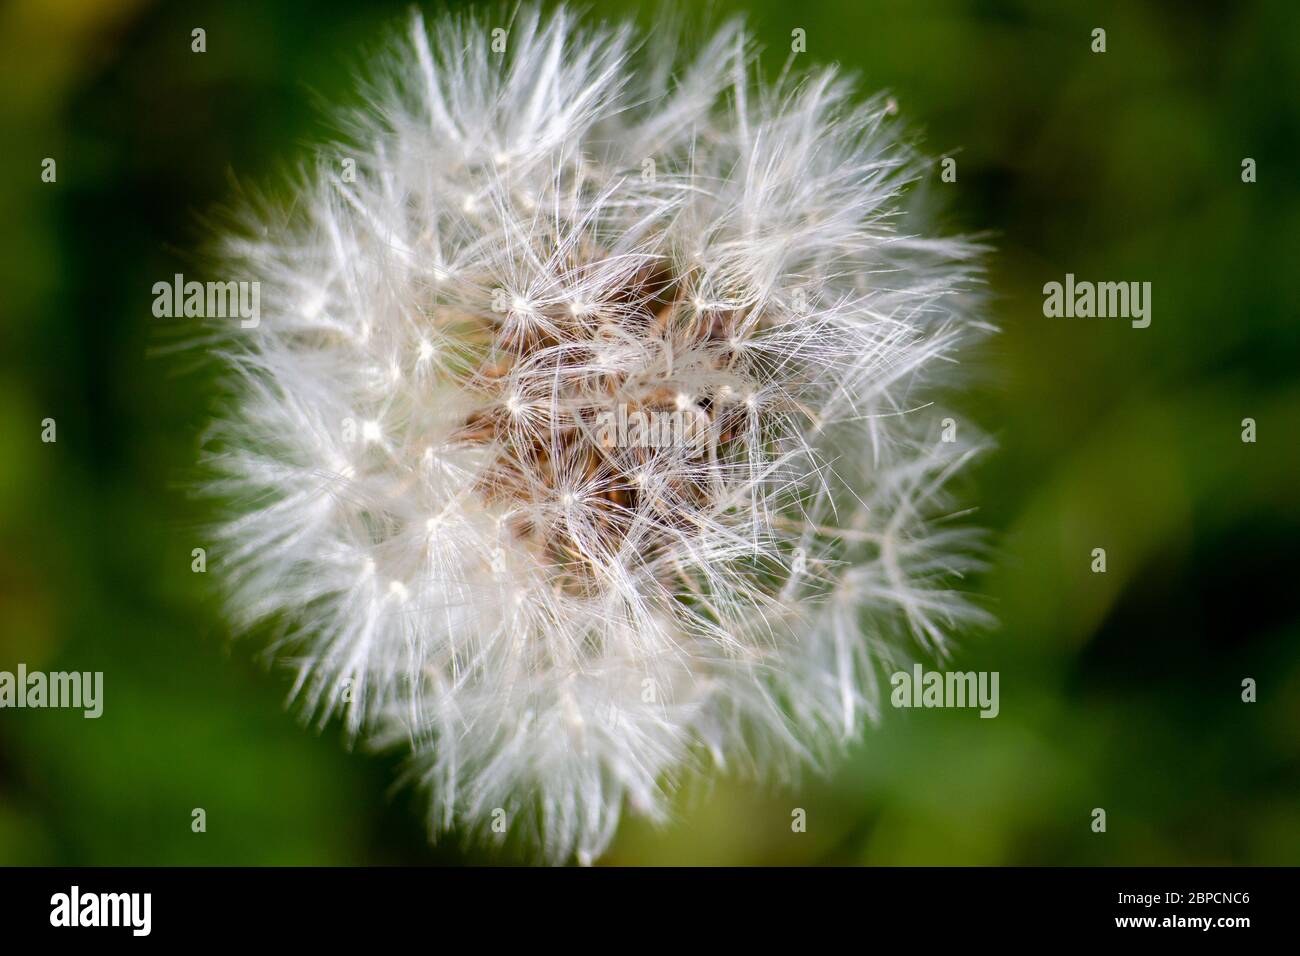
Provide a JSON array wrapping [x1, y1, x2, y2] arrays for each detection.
[[1, 0, 1297, 865]]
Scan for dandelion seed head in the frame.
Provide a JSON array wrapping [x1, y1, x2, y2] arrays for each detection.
[[203, 4, 993, 864]]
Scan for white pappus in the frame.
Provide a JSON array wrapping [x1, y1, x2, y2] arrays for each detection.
[[201, 4, 994, 864]]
